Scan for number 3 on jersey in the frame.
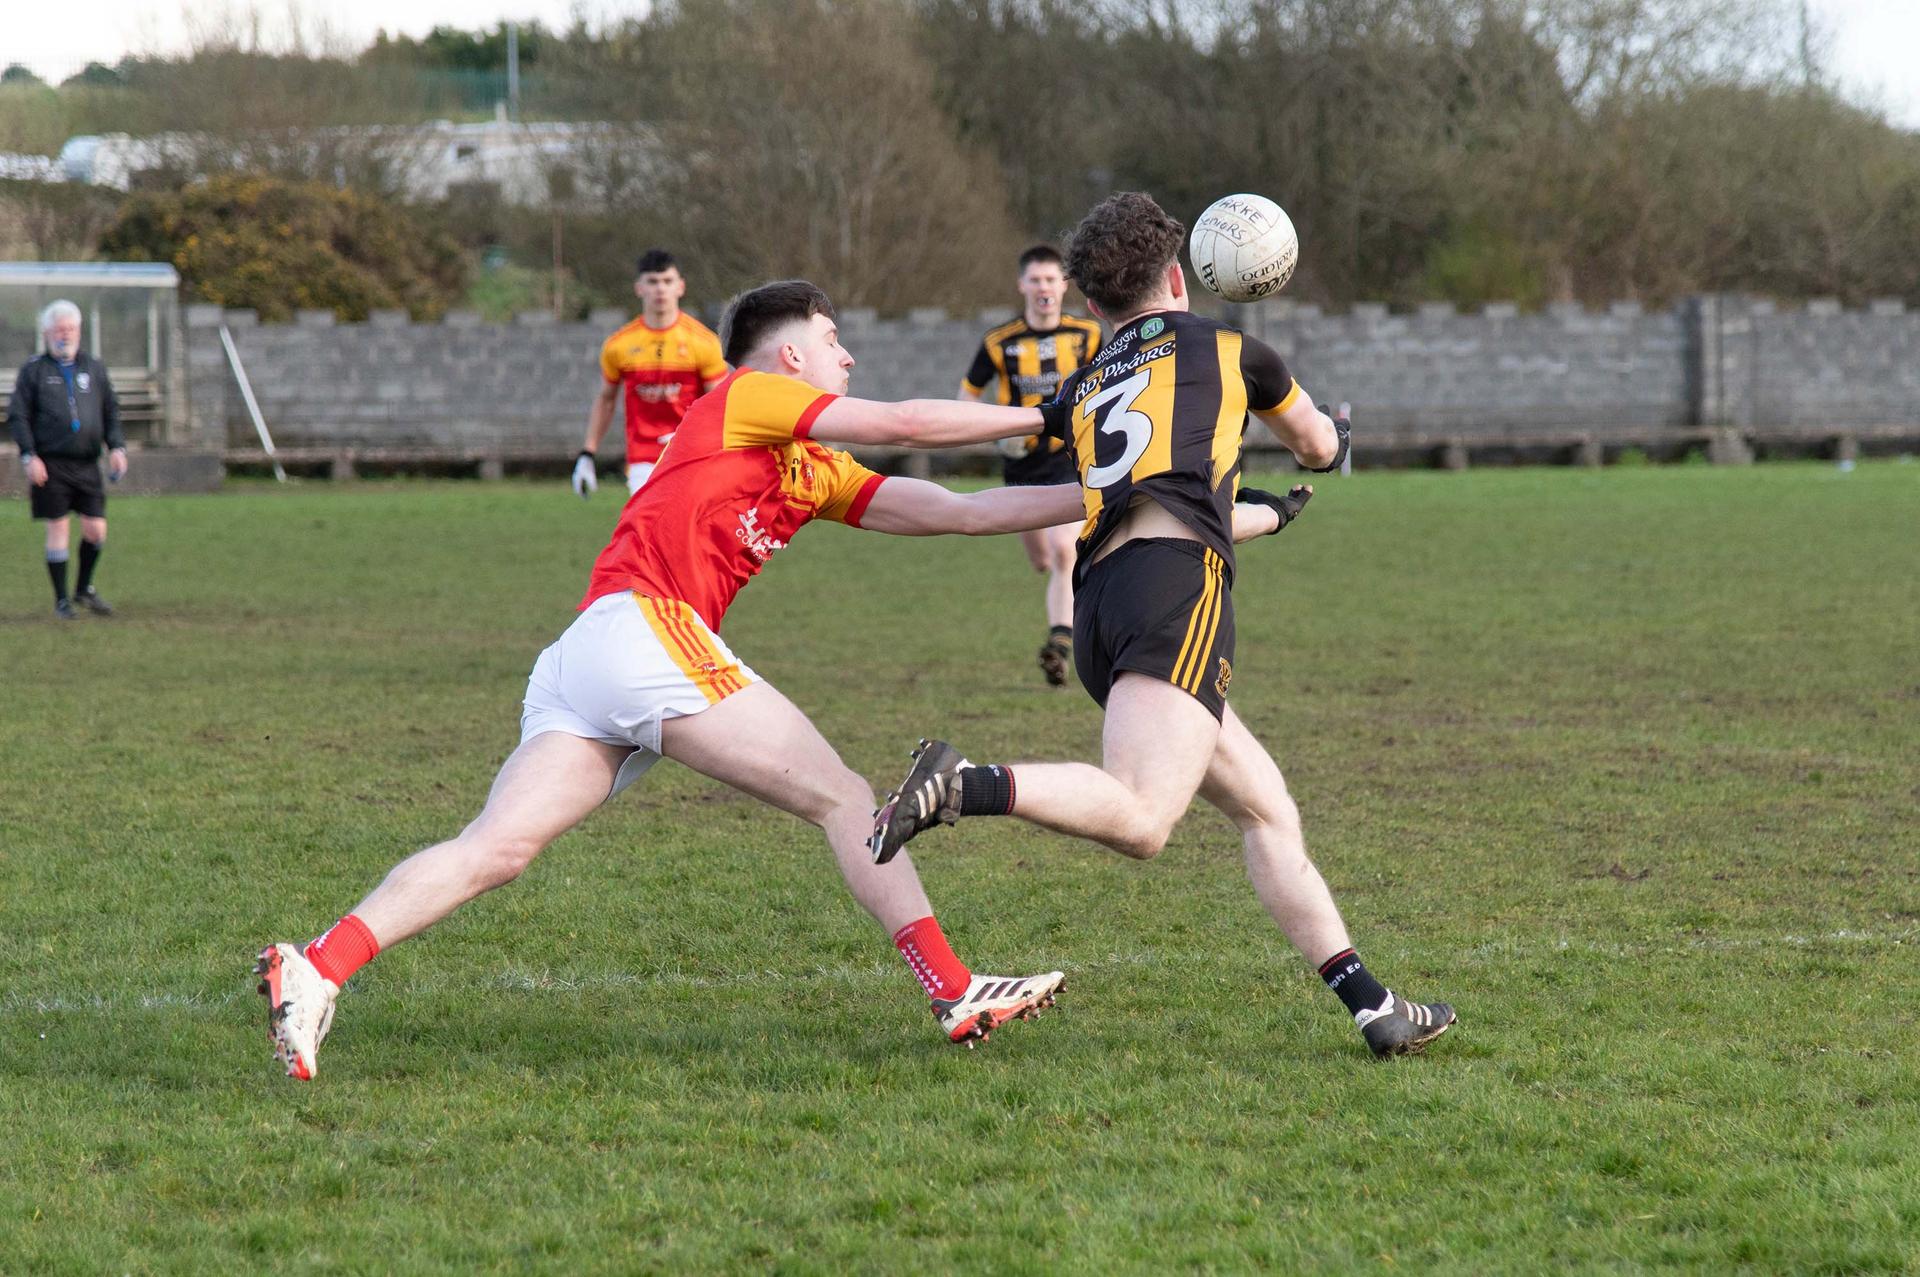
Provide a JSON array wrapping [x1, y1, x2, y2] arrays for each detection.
[[1080, 369, 1156, 489]]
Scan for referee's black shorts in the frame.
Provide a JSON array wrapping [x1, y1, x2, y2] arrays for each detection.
[[1072, 537, 1235, 721], [28, 457, 107, 520]]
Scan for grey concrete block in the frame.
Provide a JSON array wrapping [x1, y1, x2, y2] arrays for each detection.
[[369, 309, 410, 328], [296, 309, 337, 328], [514, 311, 558, 326]]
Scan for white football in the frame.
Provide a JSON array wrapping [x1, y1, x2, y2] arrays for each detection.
[[1189, 194, 1299, 303]]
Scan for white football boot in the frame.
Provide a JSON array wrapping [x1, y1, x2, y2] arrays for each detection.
[[932, 971, 1065, 1047], [254, 943, 340, 1080]]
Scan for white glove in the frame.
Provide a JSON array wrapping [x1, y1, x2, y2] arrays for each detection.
[[996, 434, 1036, 460], [571, 451, 598, 499]]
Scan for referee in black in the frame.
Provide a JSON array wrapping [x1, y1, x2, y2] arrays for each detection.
[[7, 299, 126, 619]]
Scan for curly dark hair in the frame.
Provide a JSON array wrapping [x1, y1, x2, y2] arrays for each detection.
[[1063, 192, 1186, 315]]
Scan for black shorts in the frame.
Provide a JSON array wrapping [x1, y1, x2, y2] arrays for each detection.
[[29, 457, 106, 520], [1072, 537, 1236, 720], [1003, 446, 1077, 487]]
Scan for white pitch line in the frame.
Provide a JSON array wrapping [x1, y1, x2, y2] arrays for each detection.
[[3, 932, 1911, 1019], [0, 950, 1168, 1018]]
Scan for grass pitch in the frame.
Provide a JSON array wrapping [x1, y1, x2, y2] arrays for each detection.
[[2, 463, 1916, 1274]]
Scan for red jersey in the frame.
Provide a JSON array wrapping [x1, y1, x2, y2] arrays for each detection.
[[581, 369, 887, 630], [598, 312, 729, 465]]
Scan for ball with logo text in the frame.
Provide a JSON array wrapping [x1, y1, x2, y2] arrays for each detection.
[[1189, 194, 1298, 303]]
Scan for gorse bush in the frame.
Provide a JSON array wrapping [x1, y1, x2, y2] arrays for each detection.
[[98, 175, 467, 320]]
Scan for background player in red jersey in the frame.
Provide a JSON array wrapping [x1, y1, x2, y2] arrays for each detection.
[[255, 280, 1085, 1080], [575, 249, 729, 498], [959, 246, 1104, 686]]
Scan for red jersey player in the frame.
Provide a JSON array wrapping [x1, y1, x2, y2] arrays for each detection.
[[256, 280, 1085, 1080], [575, 248, 728, 498]]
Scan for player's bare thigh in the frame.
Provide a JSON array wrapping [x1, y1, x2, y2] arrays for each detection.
[[466, 730, 632, 848], [659, 681, 870, 824], [1099, 672, 1221, 843], [1019, 522, 1077, 574], [1196, 704, 1296, 831]]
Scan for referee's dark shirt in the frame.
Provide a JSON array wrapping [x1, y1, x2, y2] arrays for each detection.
[[8, 351, 122, 462]]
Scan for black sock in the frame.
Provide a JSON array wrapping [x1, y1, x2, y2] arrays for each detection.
[[46, 551, 69, 603], [1318, 948, 1391, 1017], [1047, 624, 1071, 645], [957, 764, 1016, 816], [77, 540, 102, 594]]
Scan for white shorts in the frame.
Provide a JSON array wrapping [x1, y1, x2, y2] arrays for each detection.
[[626, 461, 657, 494], [520, 591, 760, 796]]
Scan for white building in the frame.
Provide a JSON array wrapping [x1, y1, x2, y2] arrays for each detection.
[[51, 114, 653, 205]]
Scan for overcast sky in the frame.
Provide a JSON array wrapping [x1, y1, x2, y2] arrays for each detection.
[[5, 0, 1918, 127]]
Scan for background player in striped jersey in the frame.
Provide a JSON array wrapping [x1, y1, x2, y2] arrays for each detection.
[[959, 246, 1104, 685], [575, 249, 729, 498], [255, 280, 1085, 1080], [875, 193, 1458, 1059]]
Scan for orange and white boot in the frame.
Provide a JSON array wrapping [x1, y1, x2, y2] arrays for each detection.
[[254, 943, 339, 1080], [932, 971, 1065, 1047]]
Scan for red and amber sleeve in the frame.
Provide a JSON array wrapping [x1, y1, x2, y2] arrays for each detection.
[[718, 371, 839, 448], [813, 448, 887, 528]]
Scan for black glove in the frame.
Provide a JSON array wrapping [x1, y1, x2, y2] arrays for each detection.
[[1238, 484, 1313, 534], [1037, 396, 1070, 443], [1305, 403, 1350, 473]]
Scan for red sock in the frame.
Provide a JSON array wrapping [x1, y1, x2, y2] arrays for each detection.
[[893, 916, 971, 1000], [305, 914, 380, 987]]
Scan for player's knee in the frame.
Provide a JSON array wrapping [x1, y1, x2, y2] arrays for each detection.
[[1233, 790, 1300, 838], [469, 830, 544, 886], [833, 775, 877, 823], [1111, 812, 1175, 860], [806, 766, 875, 829]]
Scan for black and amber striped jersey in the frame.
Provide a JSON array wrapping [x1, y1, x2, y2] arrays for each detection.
[[1058, 309, 1300, 580], [963, 313, 1104, 483]]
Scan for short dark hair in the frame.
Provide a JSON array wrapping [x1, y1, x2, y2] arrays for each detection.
[[635, 248, 679, 276], [1017, 244, 1063, 271], [721, 280, 837, 366], [1064, 192, 1186, 315]]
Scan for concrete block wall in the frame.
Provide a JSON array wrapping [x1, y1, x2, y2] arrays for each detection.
[[181, 296, 1917, 456], [1728, 298, 1920, 428], [1239, 299, 1692, 436]]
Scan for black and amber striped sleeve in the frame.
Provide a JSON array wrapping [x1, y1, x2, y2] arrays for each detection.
[[1240, 335, 1301, 413], [963, 341, 996, 393]]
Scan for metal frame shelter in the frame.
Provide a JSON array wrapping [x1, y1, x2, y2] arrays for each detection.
[[0, 262, 184, 446]]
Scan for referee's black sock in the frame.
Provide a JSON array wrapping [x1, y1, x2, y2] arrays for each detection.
[[46, 548, 69, 603], [957, 764, 1016, 816], [1047, 624, 1071, 646], [1318, 948, 1392, 1019], [77, 539, 102, 594]]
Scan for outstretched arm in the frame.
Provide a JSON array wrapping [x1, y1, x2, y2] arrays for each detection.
[[808, 396, 1051, 450], [857, 477, 1084, 537], [1232, 484, 1314, 541], [1254, 393, 1345, 471]]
